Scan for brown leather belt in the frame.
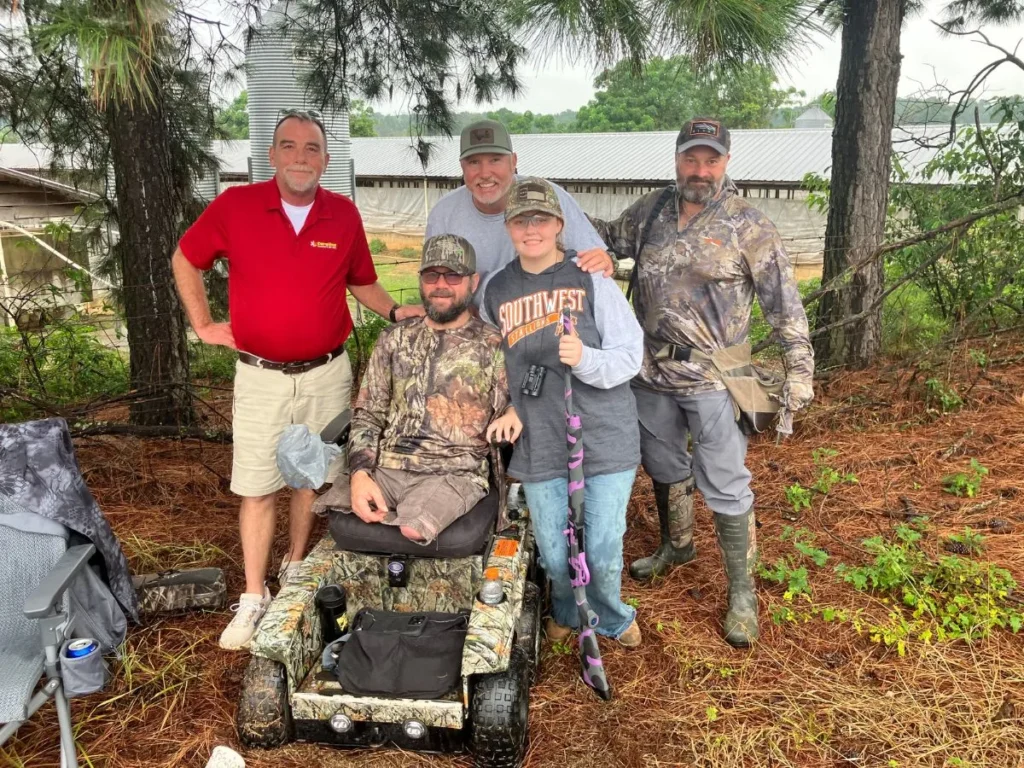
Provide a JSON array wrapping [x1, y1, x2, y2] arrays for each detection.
[[238, 343, 345, 375]]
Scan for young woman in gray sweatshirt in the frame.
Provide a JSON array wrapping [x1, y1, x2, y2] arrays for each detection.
[[481, 177, 645, 648]]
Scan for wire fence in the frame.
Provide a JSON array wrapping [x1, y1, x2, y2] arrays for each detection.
[[2, 206, 1023, 431]]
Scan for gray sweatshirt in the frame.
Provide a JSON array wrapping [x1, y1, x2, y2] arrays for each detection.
[[480, 253, 643, 483], [425, 178, 606, 289]]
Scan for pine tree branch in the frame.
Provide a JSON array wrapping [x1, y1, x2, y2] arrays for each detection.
[[801, 191, 1024, 308]]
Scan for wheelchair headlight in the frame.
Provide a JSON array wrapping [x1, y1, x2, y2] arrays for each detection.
[[329, 713, 354, 733], [403, 719, 427, 739]]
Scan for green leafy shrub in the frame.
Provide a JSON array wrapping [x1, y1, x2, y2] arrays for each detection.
[[925, 378, 963, 413], [1, 324, 130, 421], [189, 342, 237, 383], [836, 520, 1022, 649], [887, 100, 1024, 335], [759, 526, 829, 600], [942, 459, 988, 498], [785, 484, 812, 514], [369, 238, 387, 254], [944, 527, 985, 556], [810, 448, 858, 494], [347, 313, 390, 374]]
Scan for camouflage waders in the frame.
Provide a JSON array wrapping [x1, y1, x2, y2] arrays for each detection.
[[628, 476, 696, 580], [712, 508, 758, 647]]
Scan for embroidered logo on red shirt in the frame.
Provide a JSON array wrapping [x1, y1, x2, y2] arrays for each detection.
[[310, 240, 338, 249]]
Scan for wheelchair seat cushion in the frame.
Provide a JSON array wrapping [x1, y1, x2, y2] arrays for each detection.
[[329, 489, 498, 558]]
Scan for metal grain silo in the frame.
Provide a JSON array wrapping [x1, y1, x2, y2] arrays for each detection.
[[246, 0, 353, 197], [794, 106, 833, 131], [193, 162, 219, 202]]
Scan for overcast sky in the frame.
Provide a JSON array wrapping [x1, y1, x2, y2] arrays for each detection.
[[425, 1, 1024, 115]]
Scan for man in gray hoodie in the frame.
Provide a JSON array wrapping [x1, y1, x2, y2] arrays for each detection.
[[425, 119, 616, 290]]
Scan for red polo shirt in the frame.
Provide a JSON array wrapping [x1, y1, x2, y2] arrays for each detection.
[[179, 179, 377, 362]]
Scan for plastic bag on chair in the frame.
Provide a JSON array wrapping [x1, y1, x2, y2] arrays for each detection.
[[276, 424, 343, 490]]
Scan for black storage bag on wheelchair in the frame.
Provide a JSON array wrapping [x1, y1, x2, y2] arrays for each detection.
[[336, 608, 469, 699]]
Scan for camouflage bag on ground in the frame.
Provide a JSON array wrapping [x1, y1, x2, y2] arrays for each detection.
[[133, 568, 227, 616], [700, 342, 785, 435]]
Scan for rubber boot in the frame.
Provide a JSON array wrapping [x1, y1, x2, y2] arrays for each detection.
[[713, 508, 759, 648], [629, 477, 696, 580]]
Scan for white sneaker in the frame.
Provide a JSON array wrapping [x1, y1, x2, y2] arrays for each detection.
[[204, 746, 246, 768], [278, 558, 303, 586], [219, 587, 271, 650]]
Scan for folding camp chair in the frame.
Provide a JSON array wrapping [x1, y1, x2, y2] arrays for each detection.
[[0, 506, 96, 768]]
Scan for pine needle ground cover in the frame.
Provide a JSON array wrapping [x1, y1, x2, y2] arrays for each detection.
[[4, 341, 1024, 768]]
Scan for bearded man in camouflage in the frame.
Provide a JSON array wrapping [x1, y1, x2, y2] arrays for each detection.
[[322, 234, 510, 544], [594, 118, 814, 647]]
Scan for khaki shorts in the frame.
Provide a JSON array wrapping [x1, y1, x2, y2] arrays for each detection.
[[231, 353, 352, 497], [315, 468, 486, 544]]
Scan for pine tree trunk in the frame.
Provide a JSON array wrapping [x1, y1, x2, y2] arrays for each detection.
[[107, 87, 194, 426], [813, 0, 905, 368]]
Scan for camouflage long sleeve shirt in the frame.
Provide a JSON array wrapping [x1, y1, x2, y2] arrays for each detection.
[[348, 317, 510, 491], [593, 180, 814, 395]]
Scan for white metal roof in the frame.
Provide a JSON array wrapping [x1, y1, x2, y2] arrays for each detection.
[[342, 130, 836, 184], [0, 166, 100, 202], [0, 123, 986, 186]]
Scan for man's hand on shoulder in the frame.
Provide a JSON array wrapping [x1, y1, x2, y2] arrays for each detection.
[[576, 248, 616, 277], [395, 304, 425, 321], [195, 321, 236, 349], [350, 470, 388, 523]]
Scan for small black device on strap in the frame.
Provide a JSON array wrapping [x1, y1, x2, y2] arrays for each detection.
[[626, 184, 676, 307]]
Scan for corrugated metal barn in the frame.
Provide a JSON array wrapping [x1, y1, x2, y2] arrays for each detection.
[[0, 121, 963, 276]]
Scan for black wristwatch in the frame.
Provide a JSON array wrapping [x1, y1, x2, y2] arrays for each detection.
[[388, 304, 399, 323]]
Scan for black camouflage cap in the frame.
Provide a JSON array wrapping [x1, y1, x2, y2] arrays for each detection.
[[420, 234, 477, 275], [504, 177, 563, 221], [460, 119, 514, 159], [676, 118, 731, 155]]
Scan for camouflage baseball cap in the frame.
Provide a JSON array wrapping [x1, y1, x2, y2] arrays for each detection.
[[460, 119, 513, 159], [420, 234, 477, 275], [504, 177, 564, 222], [676, 117, 731, 155]]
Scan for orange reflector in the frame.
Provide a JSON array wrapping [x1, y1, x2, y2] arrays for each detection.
[[493, 538, 519, 557]]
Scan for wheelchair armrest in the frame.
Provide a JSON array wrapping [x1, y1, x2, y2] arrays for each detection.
[[320, 409, 352, 446], [24, 543, 96, 619]]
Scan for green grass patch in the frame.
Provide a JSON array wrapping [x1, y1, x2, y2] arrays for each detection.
[[372, 256, 421, 305]]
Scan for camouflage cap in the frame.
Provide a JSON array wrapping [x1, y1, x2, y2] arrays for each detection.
[[460, 119, 513, 159], [504, 177, 564, 222], [677, 117, 731, 155], [420, 234, 477, 275]]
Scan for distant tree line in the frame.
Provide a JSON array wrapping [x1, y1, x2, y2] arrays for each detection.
[[215, 55, 1021, 141]]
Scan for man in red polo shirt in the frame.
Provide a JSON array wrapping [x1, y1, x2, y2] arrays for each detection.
[[172, 110, 422, 649]]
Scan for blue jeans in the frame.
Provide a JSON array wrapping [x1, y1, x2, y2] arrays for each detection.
[[523, 468, 637, 639]]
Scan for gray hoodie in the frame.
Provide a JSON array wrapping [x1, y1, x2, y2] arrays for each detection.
[[480, 254, 643, 483]]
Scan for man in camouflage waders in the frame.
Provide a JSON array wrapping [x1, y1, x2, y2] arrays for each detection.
[[315, 234, 511, 543], [593, 118, 814, 647]]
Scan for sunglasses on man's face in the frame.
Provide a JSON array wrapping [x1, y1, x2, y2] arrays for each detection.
[[421, 270, 467, 285]]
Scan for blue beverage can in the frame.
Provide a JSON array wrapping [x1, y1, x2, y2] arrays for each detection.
[[66, 638, 99, 659]]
